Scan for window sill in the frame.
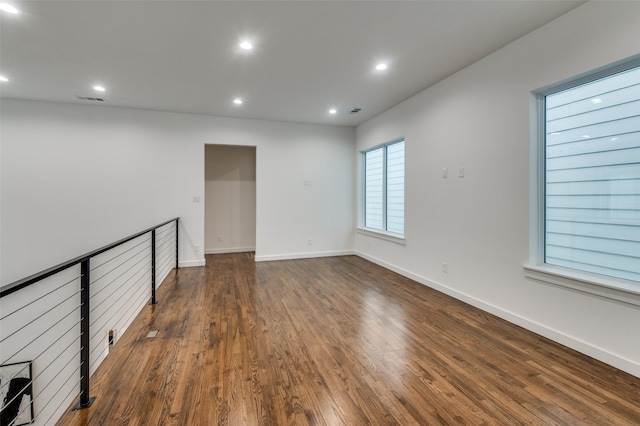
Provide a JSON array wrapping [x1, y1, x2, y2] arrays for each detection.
[[356, 228, 406, 245], [523, 264, 640, 307]]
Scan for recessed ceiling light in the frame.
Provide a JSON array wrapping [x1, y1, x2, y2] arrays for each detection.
[[0, 3, 20, 14], [375, 63, 388, 71], [239, 41, 253, 50], [329, 109, 337, 114], [0, 75, 8, 82], [582, 134, 590, 138], [591, 98, 602, 104], [93, 85, 106, 92], [233, 98, 243, 105]]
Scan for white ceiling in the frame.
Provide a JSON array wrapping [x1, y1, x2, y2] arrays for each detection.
[[0, 1, 585, 126]]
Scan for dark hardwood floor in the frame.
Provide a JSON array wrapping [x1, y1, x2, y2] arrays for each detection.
[[58, 253, 640, 425]]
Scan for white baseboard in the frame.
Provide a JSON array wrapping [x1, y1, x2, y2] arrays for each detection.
[[254, 250, 355, 262], [178, 259, 206, 268], [205, 247, 255, 254], [355, 250, 640, 378]]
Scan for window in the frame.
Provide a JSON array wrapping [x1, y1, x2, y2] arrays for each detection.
[[362, 139, 405, 236], [532, 58, 640, 290]]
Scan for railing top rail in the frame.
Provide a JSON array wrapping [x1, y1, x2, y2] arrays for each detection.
[[0, 217, 179, 299]]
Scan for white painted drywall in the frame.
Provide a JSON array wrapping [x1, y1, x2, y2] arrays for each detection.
[[0, 101, 205, 283], [252, 121, 356, 262], [205, 145, 256, 254], [355, 1, 640, 377], [1, 100, 355, 284]]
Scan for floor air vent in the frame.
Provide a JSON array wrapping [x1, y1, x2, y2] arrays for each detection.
[[76, 96, 105, 102]]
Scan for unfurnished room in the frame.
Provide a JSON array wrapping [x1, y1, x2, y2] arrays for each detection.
[[1, 1, 639, 425]]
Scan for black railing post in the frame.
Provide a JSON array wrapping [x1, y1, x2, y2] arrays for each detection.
[[175, 218, 179, 269], [151, 229, 157, 305], [73, 259, 95, 410]]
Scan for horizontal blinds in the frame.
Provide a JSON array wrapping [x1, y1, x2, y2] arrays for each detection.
[[365, 148, 384, 230], [386, 141, 405, 235], [545, 65, 640, 283]]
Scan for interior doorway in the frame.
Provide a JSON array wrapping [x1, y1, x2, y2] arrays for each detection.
[[204, 144, 256, 254]]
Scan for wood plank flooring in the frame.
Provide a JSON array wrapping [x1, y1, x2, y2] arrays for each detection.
[[58, 253, 640, 425]]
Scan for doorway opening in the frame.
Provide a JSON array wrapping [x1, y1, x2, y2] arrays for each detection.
[[204, 145, 256, 255]]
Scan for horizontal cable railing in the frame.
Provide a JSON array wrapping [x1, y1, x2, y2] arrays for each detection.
[[0, 218, 179, 426]]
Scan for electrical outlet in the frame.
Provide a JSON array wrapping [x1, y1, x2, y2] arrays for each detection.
[[307, 239, 312, 245], [442, 168, 448, 178], [107, 329, 116, 354], [458, 167, 465, 178], [442, 262, 448, 273], [217, 235, 222, 242]]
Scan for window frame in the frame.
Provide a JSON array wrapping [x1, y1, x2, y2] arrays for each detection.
[[526, 55, 640, 306], [358, 137, 406, 243]]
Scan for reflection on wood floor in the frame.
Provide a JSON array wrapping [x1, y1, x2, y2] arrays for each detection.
[[58, 253, 640, 425]]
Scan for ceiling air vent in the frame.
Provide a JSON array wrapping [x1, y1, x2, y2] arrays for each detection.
[[76, 96, 105, 102], [350, 108, 362, 114]]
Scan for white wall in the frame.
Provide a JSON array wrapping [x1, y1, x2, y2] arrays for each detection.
[[252, 120, 356, 261], [1, 100, 355, 284], [1, 100, 204, 284], [205, 145, 256, 254], [355, 1, 640, 377]]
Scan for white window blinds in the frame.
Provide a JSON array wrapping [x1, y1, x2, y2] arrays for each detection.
[[545, 65, 640, 283], [365, 148, 384, 230], [386, 141, 405, 235], [363, 139, 405, 235]]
